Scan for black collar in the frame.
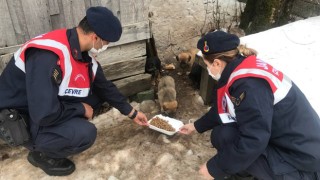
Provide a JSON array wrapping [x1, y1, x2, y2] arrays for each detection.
[[66, 28, 92, 63]]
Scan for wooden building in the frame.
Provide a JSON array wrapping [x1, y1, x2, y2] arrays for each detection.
[[0, 0, 152, 97]]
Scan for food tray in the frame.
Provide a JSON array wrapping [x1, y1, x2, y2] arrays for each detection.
[[148, 114, 184, 136]]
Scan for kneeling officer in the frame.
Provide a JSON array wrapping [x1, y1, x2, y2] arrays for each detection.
[[0, 6, 148, 176]]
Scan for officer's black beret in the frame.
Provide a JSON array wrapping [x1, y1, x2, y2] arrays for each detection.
[[86, 6, 122, 42], [197, 31, 240, 55]]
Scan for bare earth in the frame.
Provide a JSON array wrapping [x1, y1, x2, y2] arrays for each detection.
[[0, 62, 216, 180]]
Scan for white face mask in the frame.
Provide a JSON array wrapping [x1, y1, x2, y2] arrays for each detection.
[[207, 65, 221, 81], [98, 44, 108, 53], [89, 39, 108, 55]]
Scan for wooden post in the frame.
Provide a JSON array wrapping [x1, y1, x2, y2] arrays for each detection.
[[198, 57, 216, 105]]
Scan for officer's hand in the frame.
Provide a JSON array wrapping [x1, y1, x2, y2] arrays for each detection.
[[199, 163, 214, 180], [133, 111, 149, 126], [82, 103, 93, 120], [179, 123, 196, 135]]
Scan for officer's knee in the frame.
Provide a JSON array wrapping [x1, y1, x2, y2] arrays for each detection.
[[58, 122, 97, 157], [72, 122, 97, 148], [82, 123, 97, 146], [87, 123, 97, 145]]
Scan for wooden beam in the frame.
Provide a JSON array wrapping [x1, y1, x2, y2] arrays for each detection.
[[6, 0, 30, 44], [97, 40, 146, 64], [113, 73, 152, 97], [120, 0, 147, 24], [0, 45, 20, 55], [0, 22, 150, 54], [198, 57, 216, 105], [61, 0, 86, 28], [50, 0, 67, 30], [109, 21, 151, 47], [21, 0, 51, 39], [0, 0, 18, 47], [48, 0, 60, 15], [102, 0, 120, 19], [102, 56, 146, 81]]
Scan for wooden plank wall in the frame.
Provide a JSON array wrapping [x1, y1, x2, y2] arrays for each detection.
[[0, 0, 151, 95], [0, 0, 150, 51]]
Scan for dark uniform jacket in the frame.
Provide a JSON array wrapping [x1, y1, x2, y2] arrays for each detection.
[[0, 28, 132, 140], [194, 55, 320, 179]]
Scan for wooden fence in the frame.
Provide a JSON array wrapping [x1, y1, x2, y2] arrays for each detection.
[[0, 0, 152, 96]]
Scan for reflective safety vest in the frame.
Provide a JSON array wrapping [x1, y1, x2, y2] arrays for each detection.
[[13, 29, 98, 97], [217, 56, 292, 124]]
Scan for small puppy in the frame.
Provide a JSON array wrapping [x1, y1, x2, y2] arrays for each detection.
[[145, 56, 162, 86], [157, 76, 178, 114], [158, 75, 175, 89], [176, 48, 200, 75], [177, 49, 203, 89], [145, 56, 161, 76]]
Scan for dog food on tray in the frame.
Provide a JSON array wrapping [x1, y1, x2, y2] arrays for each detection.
[[150, 117, 175, 132], [148, 115, 184, 136]]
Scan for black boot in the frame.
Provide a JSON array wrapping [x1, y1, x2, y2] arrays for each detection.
[[27, 151, 75, 176]]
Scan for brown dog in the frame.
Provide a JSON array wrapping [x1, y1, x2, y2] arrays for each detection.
[[157, 76, 178, 114], [176, 48, 200, 75]]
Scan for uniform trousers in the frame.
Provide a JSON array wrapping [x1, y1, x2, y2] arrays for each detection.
[[24, 94, 102, 158], [211, 125, 320, 180]]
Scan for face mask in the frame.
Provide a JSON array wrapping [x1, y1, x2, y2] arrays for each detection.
[[89, 39, 108, 55], [207, 66, 221, 81], [99, 44, 108, 52]]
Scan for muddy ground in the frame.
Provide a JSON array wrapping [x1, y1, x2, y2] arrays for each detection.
[[0, 60, 216, 180]]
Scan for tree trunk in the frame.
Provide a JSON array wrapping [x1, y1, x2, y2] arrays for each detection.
[[240, 0, 293, 34]]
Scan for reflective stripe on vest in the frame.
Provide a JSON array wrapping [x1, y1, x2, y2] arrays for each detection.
[[13, 29, 98, 97], [217, 56, 292, 124]]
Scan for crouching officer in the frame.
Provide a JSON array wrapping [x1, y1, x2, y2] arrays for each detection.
[[0, 6, 148, 176], [179, 31, 320, 180]]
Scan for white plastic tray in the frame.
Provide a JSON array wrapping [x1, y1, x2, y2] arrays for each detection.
[[148, 114, 184, 136]]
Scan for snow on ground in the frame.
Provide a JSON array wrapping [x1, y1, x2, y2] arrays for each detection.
[[240, 16, 320, 114]]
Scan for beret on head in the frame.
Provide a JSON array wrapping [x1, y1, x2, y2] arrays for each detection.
[[197, 31, 240, 55], [86, 6, 122, 42]]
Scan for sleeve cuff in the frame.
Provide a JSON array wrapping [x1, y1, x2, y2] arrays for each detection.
[[194, 119, 205, 133], [121, 104, 133, 116], [207, 157, 231, 180], [194, 116, 211, 133]]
